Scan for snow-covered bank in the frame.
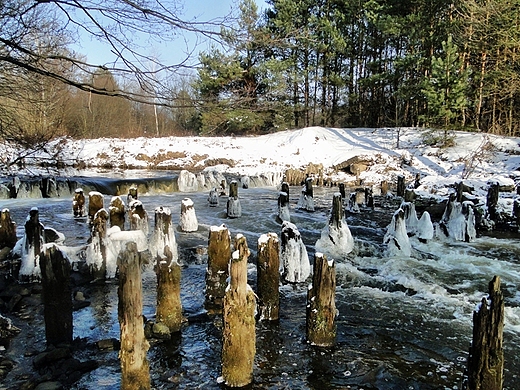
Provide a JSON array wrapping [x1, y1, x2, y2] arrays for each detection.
[[1, 126, 519, 205]]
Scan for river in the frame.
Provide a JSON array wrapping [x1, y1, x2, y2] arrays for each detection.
[[1, 176, 519, 389]]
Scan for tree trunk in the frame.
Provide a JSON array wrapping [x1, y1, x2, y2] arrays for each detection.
[[118, 242, 151, 390]]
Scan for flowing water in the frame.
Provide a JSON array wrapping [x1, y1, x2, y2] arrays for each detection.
[[2, 178, 520, 390]]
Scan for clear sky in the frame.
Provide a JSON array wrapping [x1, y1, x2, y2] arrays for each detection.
[[74, 0, 269, 71]]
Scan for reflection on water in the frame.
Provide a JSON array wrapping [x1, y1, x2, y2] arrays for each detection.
[[2, 185, 520, 389]]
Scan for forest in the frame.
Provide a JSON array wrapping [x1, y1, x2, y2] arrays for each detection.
[[1, 0, 520, 145]]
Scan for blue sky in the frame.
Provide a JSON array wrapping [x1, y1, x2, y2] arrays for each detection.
[[74, 0, 269, 70]]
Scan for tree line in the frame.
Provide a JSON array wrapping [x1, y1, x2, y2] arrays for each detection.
[[2, 0, 520, 146]]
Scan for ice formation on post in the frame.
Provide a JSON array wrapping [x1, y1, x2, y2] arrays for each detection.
[[315, 192, 354, 259], [149, 206, 178, 263], [280, 221, 310, 283], [277, 191, 290, 223], [416, 211, 434, 242], [383, 208, 411, 257], [400, 201, 419, 236], [297, 177, 315, 211], [227, 180, 242, 218], [180, 198, 198, 232], [208, 188, 219, 207], [128, 199, 149, 235], [439, 195, 477, 242], [18, 207, 44, 280]]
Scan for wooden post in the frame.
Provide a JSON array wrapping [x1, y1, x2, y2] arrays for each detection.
[[414, 173, 421, 189], [205, 225, 231, 314], [381, 180, 389, 196], [456, 181, 464, 203], [221, 235, 256, 387], [129, 200, 149, 235], [0, 208, 17, 249], [208, 188, 219, 207], [281, 182, 290, 201], [40, 244, 73, 347], [127, 186, 138, 202], [227, 181, 242, 218], [179, 197, 198, 232], [118, 242, 151, 390], [88, 191, 104, 224], [25, 208, 43, 269], [277, 191, 290, 223], [486, 181, 499, 222], [90, 209, 109, 279], [306, 253, 336, 347], [397, 175, 405, 197], [109, 196, 125, 230], [364, 187, 374, 208], [339, 183, 346, 199], [73, 188, 86, 218], [513, 196, 520, 228], [156, 246, 182, 333], [330, 192, 344, 229], [465, 275, 504, 390], [257, 233, 280, 321]]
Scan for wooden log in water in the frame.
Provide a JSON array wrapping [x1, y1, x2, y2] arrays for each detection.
[[306, 252, 336, 347], [465, 275, 504, 390], [88, 192, 104, 223], [221, 235, 256, 387], [397, 175, 405, 197], [118, 242, 151, 390], [109, 196, 125, 230], [486, 181, 499, 222], [40, 244, 73, 347], [156, 245, 182, 333], [73, 188, 86, 218], [0, 209, 17, 249], [257, 233, 280, 321], [205, 225, 231, 314]]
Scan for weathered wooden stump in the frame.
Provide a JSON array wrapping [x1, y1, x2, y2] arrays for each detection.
[[465, 275, 504, 390], [88, 191, 104, 224], [339, 183, 346, 199], [397, 175, 405, 197], [281, 182, 290, 201], [156, 245, 182, 333], [109, 196, 125, 230], [227, 181, 242, 218], [280, 221, 310, 283], [414, 173, 421, 189], [486, 181, 499, 222], [257, 233, 280, 321], [40, 244, 73, 347], [381, 180, 389, 196], [205, 225, 231, 314], [127, 186, 138, 203], [24, 207, 44, 269], [129, 200, 149, 235], [277, 191, 290, 223], [365, 187, 374, 208], [330, 192, 344, 230], [306, 252, 336, 347], [456, 181, 464, 203], [89, 208, 109, 280], [0, 208, 17, 249], [208, 188, 219, 207], [221, 234, 256, 387], [118, 242, 151, 390], [297, 177, 315, 211], [404, 188, 416, 202], [73, 188, 86, 218], [179, 198, 198, 232]]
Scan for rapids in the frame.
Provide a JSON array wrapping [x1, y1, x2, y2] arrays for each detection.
[[1, 177, 519, 389]]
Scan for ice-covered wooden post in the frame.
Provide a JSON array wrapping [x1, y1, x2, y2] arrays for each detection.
[[465, 275, 504, 390], [227, 181, 242, 218], [280, 221, 310, 283], [297, 177, 315, 211], [208, 188, 219, 207], [88, 191, 104, 224], [179, 197, 198, 232], [257, 233, 280, 321], [221, 234, 256, 387], [40, 244, 73, 347], [109, 196, 125, 230], [205, 225, 231, 314], [365, 187, 374, 208], [281, 182, 290, 201], [118, 242, 151, 390], [486, 181, 499, 223], [339, 183, 346, 199], [90, 208, 109, 280], [129, 200, 149, 235], [73, 188, 86, 218], [513, 195, 520, 229], [397, 175, 405, 197], [152, 207, 182, 333], [277, 191, 290, 223], [381, 180, 389, 196], [25, 207, 43, 270], [306, 252, 336, 347], [0, 209, 17, 249], [127, 186, 138, 202]]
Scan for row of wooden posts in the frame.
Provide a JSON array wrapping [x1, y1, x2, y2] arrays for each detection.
[[0, 176, 506, 389]]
